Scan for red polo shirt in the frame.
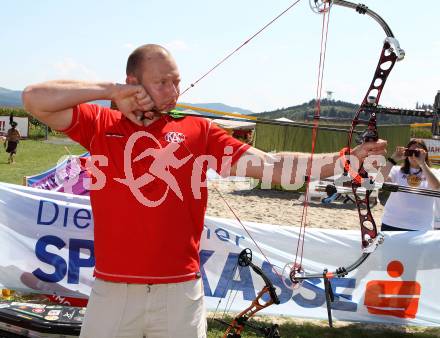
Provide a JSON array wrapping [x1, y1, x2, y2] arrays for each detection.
[[62, 104, 250, 284]]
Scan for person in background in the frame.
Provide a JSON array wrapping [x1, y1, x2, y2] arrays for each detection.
[[434, 198, 440, 230], [4, 122, 21, 164], [433, 163, 440, 230], [380, 139, 440, 231]]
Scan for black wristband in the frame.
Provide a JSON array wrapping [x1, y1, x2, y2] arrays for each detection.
[[387, 157, 397, 165]]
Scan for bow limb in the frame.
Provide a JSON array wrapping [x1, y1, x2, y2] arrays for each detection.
[[222, 287, 279, 338], [291, 233, 384, 282], [221, 249, 280, 338]]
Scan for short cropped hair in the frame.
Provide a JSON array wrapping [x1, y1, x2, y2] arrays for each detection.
[[126, 44, 169, 77]]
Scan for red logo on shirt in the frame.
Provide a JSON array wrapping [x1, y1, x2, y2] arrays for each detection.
[[364, 260, 421, 318]]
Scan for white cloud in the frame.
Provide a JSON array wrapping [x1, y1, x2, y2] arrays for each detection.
[[52, 58, 100, 81]]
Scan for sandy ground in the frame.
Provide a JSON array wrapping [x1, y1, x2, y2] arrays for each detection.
[[206, 180, 384, 229]]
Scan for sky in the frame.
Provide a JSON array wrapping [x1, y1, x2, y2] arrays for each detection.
[[1, 0, 439, 113]]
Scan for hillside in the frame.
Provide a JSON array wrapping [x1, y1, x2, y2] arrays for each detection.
[[0, 87, 22, 107], [255, 99, 433, 125], [179, 102, 254, 115]]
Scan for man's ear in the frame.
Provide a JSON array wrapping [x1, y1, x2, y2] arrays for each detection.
[[126, 75, 139, 85]]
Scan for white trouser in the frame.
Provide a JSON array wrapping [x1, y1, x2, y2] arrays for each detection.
[[80, 278, 207, 338]]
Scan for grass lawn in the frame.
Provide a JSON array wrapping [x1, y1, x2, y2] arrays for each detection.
[[207, 316, 440, 337], [1, 138, 440, 337], [0, 138, 86, 185]]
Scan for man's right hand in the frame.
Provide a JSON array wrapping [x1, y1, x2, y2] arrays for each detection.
[[111, 84, 155, 126]]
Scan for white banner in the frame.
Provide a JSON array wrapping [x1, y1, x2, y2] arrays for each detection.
[[0, 183, 439, 326], [0, 116, 29, 138], [419, 138, 440, 160]]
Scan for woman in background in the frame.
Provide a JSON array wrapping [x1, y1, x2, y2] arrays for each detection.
[[380, 139, 440, 231]]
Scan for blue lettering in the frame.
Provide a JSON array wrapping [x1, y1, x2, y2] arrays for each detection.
[[235, 235, 244, 246], [73, 209, 91, 229], [331, 278, 357, 311], [68, 239, 95, 283], [292, 277, 357, 311], [205, 226, 245, 247], [204, 224, 211, 239], [37, 200, 59, 225], [63, 205, 69, 227], [292, 278, 324, 308], [213, 252, 255, 301], [215, 228, 230, 242], [36, 201, 91, 230], [33, 236, 97, 284], [33, 235, 67, 282], [199, 250, 215, 296]]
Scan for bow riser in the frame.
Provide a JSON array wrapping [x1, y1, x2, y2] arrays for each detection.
[[346, 39, 401, 249]]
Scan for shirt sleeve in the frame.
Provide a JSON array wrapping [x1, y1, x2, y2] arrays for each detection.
[[206, 121, 251, 175], [433, 168, 440, 179], [388, 165, 400, 183], [58, 104, 102, 150]]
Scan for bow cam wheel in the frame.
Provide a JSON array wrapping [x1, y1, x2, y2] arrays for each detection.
[[238, 248, 252, 267]]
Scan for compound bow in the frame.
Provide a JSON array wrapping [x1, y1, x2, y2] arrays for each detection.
[[290, 0, 407, 326], [175, 0, 437, 332]]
